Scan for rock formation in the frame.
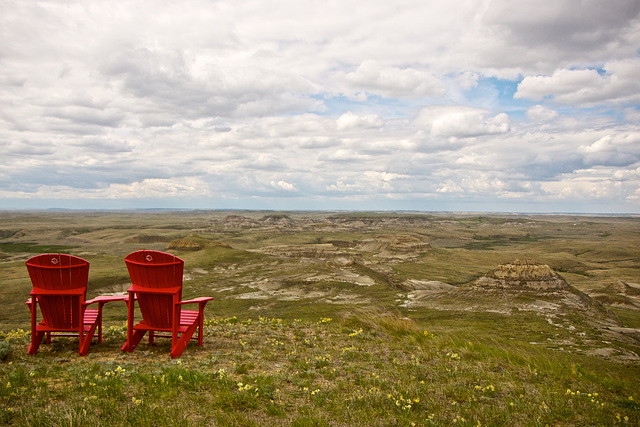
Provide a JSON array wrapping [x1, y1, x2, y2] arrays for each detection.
[[472, 259, 571, 291], [597, 281, 640, 296], [257, 243, 346, 259], [355, 235, 431, 257], [167, 234, 231, 251]]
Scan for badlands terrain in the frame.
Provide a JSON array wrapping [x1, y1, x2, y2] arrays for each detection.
[[2, 210, 640, 425], [1, 210, 639, 362]]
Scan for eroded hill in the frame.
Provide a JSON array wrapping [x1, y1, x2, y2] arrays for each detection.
[[1, 210, 639, 362]]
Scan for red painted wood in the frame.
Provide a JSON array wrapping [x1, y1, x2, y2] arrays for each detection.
[[122, 250, 213, 358], [25, 254, 126, 356]]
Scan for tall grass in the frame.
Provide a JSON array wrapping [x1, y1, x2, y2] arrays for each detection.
[[1, 313, 638, 426]]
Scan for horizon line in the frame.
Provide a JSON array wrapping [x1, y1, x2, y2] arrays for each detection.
[[1, 208, 638, 217]]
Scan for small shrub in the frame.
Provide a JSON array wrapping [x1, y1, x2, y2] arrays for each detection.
[[235, 363, 252, 375], [0, 341, 12, 361]]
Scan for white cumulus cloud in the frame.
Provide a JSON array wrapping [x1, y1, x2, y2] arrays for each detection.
[[270, 180, 297, 191], [526, 105, 559, 122], [414, 106, 510, 139], [1, 0, 639, 213], [515, 59, 640, 105], [339, 60, 447, 99]]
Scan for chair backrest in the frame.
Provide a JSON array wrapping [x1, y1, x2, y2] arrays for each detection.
[[124, 250, 184, 329], [25, 253, 90, 329]]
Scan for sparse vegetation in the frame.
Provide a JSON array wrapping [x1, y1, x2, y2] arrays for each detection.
[[0, 242, 75, 253], [1, 210, 639, 425], [0, 341, 12, 361], [1, 314, 638, 425]]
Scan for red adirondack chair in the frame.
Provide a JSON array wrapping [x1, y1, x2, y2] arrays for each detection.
[[25, 253, 127, 356], [121, 250, 213, 358]]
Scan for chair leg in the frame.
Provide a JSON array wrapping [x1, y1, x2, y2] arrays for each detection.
[[27, 299, 45, 356], [28, 331, 46, 355], [122, 291, 141, 352], [198, 300, 207, 346], [79, 322, 99, 356], [170, 322, 199, 359], [97, 302, 104, 344], [121, 329, 147, 353], [198, 312, 204, 346]]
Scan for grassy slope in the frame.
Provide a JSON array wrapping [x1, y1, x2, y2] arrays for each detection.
[[1, 211, 639, 425], [1, 312, 639, 426]]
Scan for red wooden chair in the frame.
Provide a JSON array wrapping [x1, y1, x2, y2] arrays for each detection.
[[25, 253, 127, 356], [121, 250, 213, 358]]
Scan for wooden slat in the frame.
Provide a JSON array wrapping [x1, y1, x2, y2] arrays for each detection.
[[122, 250, 212, 357], [26, 254, 89, 329], [125, 251, 185, 330], [25, 253, 104, 355]]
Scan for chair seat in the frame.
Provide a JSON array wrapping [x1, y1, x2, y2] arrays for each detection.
[[179, 310, 199, 326], [83, 309, 99, 330], [133, 310, 201, 332], [37, 308, 100, 332]]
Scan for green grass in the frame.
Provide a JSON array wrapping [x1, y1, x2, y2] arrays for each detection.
[[0, 242, 76, 254], [610, 308, 640, 328], [1, 312, 638, 426], [1, 210, 639, 425]]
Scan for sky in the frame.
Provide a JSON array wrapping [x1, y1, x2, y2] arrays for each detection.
[[1, 0, 640, 213]]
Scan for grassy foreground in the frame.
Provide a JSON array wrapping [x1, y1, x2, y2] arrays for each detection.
[[1, 311, 638, 426]]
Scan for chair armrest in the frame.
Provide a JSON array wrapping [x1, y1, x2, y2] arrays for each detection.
[[127, 285, 181, 295], [177, 297, 214, 305], [30, 287, 85, 297]]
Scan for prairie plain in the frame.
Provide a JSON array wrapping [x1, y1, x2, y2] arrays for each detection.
[[1, 210, 639, 425]]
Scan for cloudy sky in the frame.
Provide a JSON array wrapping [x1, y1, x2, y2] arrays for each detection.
[[2, 0, 640, 213]]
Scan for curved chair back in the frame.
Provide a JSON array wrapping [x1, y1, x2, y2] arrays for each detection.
[[124, 250, 184, 329], [26, 253, 89, 329]]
